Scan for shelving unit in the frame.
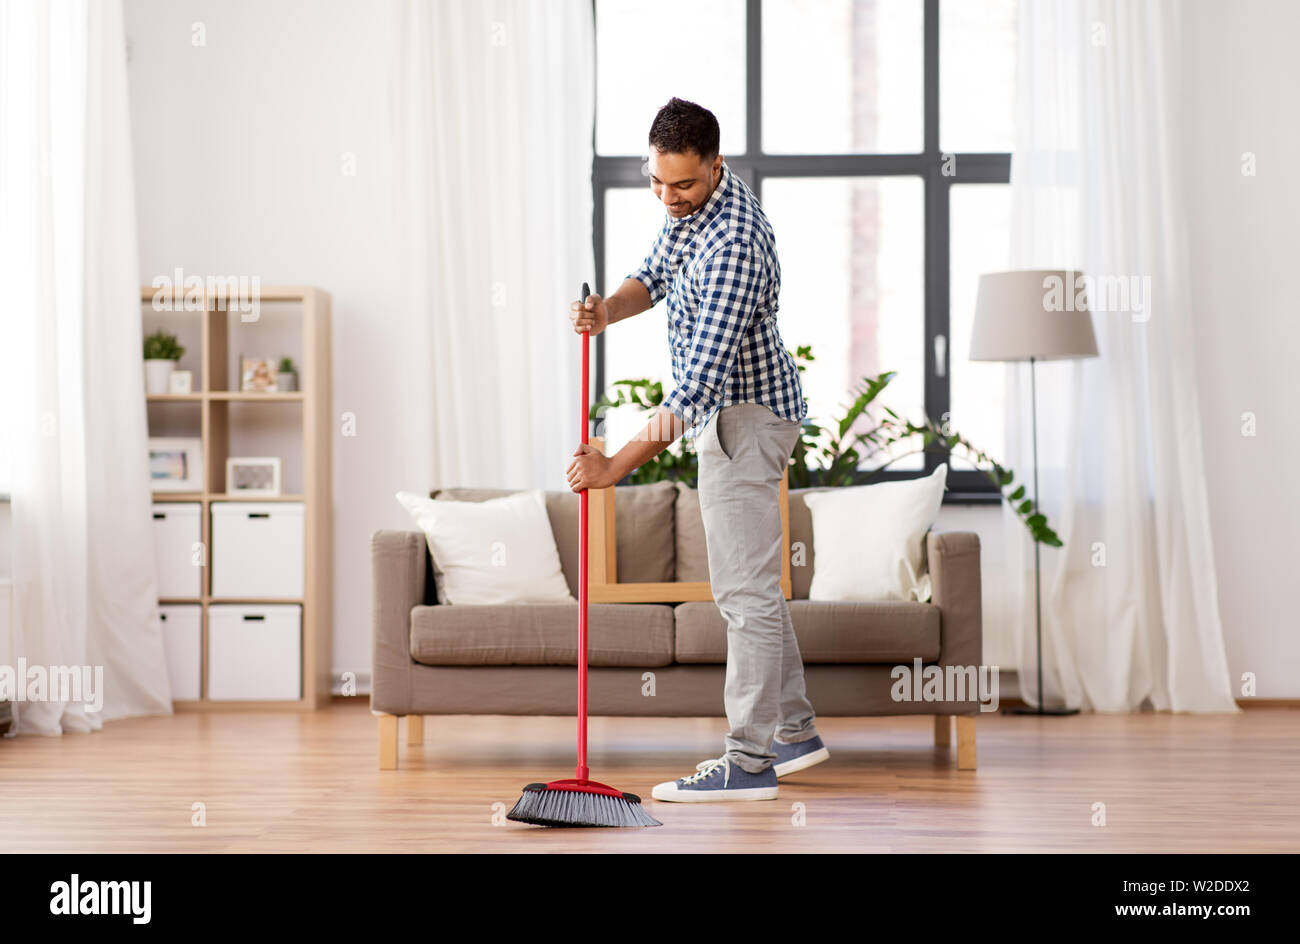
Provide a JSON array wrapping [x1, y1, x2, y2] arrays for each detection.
[[143, 286, 332, 711]]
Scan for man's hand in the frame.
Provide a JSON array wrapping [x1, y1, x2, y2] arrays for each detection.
[[566, 443, 619, 492], [565, 407, 683, 493], [570, 292, 609, 336]]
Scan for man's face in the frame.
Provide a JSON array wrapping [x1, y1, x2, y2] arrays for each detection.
[[648, 148, 723, 219]]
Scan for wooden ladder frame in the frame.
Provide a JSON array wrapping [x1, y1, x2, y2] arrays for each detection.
[[583, 436, 792, 603]]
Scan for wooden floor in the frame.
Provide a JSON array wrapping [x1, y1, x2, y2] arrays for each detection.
[[1, 700, 1296, 853]]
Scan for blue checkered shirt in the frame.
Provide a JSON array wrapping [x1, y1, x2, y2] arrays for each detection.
[[628, 162, 807, 441]]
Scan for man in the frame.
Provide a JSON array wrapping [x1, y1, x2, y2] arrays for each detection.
[[565, 97, 829, 802]]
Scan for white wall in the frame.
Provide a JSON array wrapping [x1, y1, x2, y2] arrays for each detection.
[[124, 0, 410, 686], [112, 0, 1040, 689], [1184, 0, 1300, 698], [120, 0, 1296, 699]]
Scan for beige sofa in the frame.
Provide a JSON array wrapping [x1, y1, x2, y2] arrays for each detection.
[[371, 481, 982, 770]]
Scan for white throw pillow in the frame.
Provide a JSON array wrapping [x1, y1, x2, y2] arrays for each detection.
[[395, 489, 575, 605], [802, 464, 948, 603]]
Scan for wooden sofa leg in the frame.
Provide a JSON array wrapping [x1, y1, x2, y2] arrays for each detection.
[[933, 714, 952, 747], [378, 713, 398, 770], [407, 714, 424, 746], [956, 716, 977, 770]]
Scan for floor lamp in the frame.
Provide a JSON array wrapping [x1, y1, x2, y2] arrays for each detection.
[[969, 270, 1098, 715]]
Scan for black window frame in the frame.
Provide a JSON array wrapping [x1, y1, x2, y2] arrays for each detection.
[[592, 0, 1010, 502]]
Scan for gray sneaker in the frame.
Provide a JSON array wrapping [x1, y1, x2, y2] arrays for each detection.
[[651, 757, 779, 802], [772, 735, 830, 778]]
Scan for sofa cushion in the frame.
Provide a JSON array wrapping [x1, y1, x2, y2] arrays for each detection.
[[674, 481, 710, 582], [433, 481, 677, 596], [410, 602, 676, 667], [802, 466, 948, 602], [610, 480, 677, 584], [673, 599, 941, 664], [787, 487, 837, 600], [396, 489, 574, 605]]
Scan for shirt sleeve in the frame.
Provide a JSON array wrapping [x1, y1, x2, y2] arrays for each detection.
[[662, 237, 762, 428], [627, 223, 669, 307]]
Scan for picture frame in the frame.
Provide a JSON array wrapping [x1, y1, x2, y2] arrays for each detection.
[[149, 437, 204, 493], [240, 355, 278, 392], [168, 370, 193, 394], [226, 456, 282, 497]]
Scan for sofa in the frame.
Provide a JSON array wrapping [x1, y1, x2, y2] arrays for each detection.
[[371, 480, 982, 770]]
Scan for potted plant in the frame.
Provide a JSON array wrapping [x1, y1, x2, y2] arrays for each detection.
[[143, 329, 186, 395], [591, 345, 1061, 547], [277, 356, 298, 392]]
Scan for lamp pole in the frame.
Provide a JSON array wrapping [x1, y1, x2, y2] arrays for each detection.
[[1010, 355, 1078, 716]]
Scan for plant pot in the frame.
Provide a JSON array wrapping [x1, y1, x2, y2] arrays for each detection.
[[144, 359, 177, 394], [277, 372, 298, 392]]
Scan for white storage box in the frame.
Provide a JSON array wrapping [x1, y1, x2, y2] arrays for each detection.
[[211, 502, 304, 599], [152, 503, 202, 599], [158, 604, 202, 701], [207, 604, 302, 701]]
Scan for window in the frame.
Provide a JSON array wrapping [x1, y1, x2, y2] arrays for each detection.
[[763, 176, 927, 469], [595, 0, 747, 156], [762, 0, 924, 155], [594, 0, 1016, 497]]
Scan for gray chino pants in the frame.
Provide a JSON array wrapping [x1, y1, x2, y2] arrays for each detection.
[[696, 402, 819, 773]]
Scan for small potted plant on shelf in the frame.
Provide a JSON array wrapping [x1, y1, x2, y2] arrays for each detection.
[[277, 356, 298, 392], [143, 328, 186, 395]]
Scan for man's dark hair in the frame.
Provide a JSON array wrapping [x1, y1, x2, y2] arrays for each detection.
[[648, 97, 720, 160]]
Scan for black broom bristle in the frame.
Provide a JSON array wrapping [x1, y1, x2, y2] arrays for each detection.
[[507, 783, 662, 828]]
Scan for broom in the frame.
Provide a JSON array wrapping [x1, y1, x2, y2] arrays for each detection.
[[506, 282, 662, 828]]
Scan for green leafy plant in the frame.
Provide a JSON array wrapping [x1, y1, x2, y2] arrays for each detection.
[[590, 344, 1061, 547], [143, 329, 185, 362], [278, 356, 298, 374]]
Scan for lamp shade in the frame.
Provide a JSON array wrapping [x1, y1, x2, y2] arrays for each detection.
[[969, 269, 1099, 362]]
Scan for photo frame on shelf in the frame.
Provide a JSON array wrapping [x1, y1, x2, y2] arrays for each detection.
[[149, 437, 204, 493], [226, 457, 282, 497], [168, 370, 193, 394], [240, 355, 278, 392]]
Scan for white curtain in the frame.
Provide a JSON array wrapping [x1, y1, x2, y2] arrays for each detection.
[[392, 0, 596, 492], [0, 0, 172, 734], [1003, 0, 1237, 712]]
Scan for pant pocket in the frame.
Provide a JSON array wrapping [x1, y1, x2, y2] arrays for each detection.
[[714, 410, 734, 462]]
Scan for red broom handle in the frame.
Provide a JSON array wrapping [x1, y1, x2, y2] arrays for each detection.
[[577, 282, 591, 782]]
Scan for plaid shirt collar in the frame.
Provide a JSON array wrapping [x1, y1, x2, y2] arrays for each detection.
[[668, 161, 731, 232]]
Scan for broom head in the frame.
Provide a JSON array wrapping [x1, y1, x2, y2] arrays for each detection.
[[507, 778, 662, 828]]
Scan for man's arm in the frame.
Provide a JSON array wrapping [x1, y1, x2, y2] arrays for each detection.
[[569, 236, 759, 491], [606, 405, 685, 481], [568, 228, 752, 491], [594, 233, 682, 475], [568, 403, 684, 492], [566, 269, 676, 489], [603, 278, 653, 326]]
